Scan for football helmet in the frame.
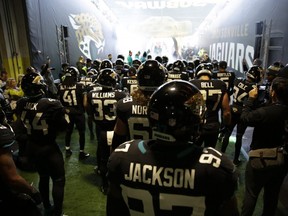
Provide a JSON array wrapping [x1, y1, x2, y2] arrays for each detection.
[[117, 54, 125, 61], [162, 56, 169, 65], [65, 66, 80, 82], [124, 64, 130, 70], [21, 72, 47, 97], [148, 80, 205, 143], [155, 56, 163, 64], [132, 59, 141, 69], [128, 67, 137, 76], [166, 63, 173, 72], [92, 59, 101, 71], [193, 58, 201, 68], [246, 66, 261, 83], [195, 63, 213, 78], [137, 60, 166, 91], [0, 120, 15, 148], [212, 59, 219, 69], [87, 68, 98, 77], [267, 61, 283, 76], [99, 59, 113, 70], [172, 60, 186, 73], [187, 61, 195, 71], [115, 58, 124, 70], [97, 68, 119, 88], [219, 61, 227, 69]]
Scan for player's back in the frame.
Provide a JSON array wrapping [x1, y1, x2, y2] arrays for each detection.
[[58, 82, 86, 114], [87, 88, 126, 131], [116, 96, 151, 140], [213, 70, 235, 95], [232, 78, 256, 111], [191, 79, 227, 123], [16, 97, 64, 142], [121, 76, 138, 95], [108, 139, 238, 216]]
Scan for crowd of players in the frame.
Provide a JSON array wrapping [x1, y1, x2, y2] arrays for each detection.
[[0, 52, 288, 216]]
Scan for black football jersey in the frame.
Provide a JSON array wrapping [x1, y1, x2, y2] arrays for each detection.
[[115, 96, 151, 140], [87, 88, 126, 131], [58, 82, 86, 114], [212, 71, 235, 96], [107, 140, 238, 216], [121, 77, 138, 95], [231, 78, 256, 113], [16, 97, 65, 142], [191, 79, 227, 123]]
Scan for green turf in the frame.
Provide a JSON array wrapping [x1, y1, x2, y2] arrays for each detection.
[[18, 130, 288, 216]]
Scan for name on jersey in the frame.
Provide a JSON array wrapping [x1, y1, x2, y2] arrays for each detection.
[[92, 92, 115, 98], [168, 74, 181, 79], [200, 82, 214, 88], [59, 85, 76, 90], [125, 162, 195, 189], [127, 79, 138, 84], [24, 102, 38, 110], [217, 73, 232, 77], [132, 105, 147, 115]]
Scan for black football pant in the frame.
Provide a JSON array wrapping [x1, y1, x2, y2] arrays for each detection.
[[27, 142, 65, 216], [197, 122, 220, 148], [221, 112, 247, 161], [95, 127, 111, 189], [65, 113, 86, 151]]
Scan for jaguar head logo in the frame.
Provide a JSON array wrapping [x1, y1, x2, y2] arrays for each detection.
[[69, 13, 105, 59]]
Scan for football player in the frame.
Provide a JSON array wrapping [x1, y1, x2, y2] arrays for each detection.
[[121, 66, 138, 96], [15, 72, 67, 216], [166, 59, 189, 82], [212, 61, 236, 141], [111, 60, 166, 150], [79, 68, 99, 140], [221, 66, 261, 166], [58, 66, 89, 159], [107, 80, 239, 216], [212, 61, 235, 97], [86, 68, 126, 194], [114, 58, 128, 78], [191, 63, 231, 148]]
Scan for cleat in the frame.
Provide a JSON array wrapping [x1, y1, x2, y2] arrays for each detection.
[[65, 149, 72, 157], [79, 152, 90, 160]]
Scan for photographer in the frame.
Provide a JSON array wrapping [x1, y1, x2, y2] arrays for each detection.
[[240, 76, 288, 216]]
